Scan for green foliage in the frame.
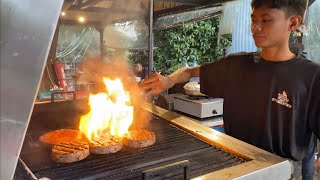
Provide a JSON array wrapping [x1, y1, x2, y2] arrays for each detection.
[[129, 16, 232, 74], [128, 50, 149, 66], [220, 34, 232, 47]]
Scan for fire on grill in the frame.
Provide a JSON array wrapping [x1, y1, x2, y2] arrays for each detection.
[[79, 77, 134, 140], [39, 76, 156, 163], [19, 103, 247, 179]]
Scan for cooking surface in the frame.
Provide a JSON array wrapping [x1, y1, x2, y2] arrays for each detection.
[[18, 101, 246, 179]]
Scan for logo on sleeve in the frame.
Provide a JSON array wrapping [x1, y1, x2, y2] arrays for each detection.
[[272, 91, 292, 108]]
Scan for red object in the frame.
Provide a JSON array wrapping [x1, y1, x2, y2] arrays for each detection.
[[54, 62, 67, 91], [216, 125, 224, 129]]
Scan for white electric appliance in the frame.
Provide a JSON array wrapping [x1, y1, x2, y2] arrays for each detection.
[[173, 95, 223, 118]]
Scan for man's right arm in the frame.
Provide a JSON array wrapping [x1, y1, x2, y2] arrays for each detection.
[[140, 66, 200, 95]]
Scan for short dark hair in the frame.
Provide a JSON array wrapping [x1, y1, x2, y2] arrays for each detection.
[[251, 0, 307, 18]]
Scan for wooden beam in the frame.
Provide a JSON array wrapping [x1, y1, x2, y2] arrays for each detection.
[[76, 0, 82, 6], [155, 0, 208, 5], [154, 10, 222, 31], [62, 0, 77, 12], [155, 0, 234, 5], [68, 5, 145, 15], [59, 19, 103, 28], [154, 5, 195, 18], [154, 3, 221, 19], [79, 0, 106, 9], [110, 15, 146, 24]]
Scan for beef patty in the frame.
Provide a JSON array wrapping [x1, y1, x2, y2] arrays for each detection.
[[39, 129, 87, 145], [51, 141, 90, 163], [89, 136, 123, 154], [123, 129, 156, 148]]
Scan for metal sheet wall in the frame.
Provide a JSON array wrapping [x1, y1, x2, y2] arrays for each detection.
[[219, 0, 257, 54], [0, 0, 64, 179], [303, 0, 320, 63]]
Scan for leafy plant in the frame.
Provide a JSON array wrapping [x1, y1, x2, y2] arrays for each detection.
[[129, 15, 232, 74]]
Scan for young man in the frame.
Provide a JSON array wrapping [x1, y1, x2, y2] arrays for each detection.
[[141, 0, 320, 179]]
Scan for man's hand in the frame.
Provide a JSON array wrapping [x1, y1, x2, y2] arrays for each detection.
[[316, 158, 320, 174], [140, 66, 199, 96], [140, 73, 173, 96]]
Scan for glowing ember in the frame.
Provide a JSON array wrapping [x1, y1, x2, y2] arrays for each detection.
[[79, 78, 133, 141]]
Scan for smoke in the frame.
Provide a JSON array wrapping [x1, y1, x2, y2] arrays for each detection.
[[102, 0, 149, 49], [78, 55, 152, 130], [78, 56, 135, 93], [75, 0, 152, 130], [103, 0, 148, 24]]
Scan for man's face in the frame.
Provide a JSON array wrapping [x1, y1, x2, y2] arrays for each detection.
[[251, 7, 292, 48]]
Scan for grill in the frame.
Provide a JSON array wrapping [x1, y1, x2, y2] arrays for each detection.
[[16, 100, 246, 180]]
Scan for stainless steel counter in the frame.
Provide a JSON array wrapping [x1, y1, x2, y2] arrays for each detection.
[[143, 103, 291, 180]]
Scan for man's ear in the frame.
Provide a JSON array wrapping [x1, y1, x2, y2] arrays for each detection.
[[289, 15, 303, 31]]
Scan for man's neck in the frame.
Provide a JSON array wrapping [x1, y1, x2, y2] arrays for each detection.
[[261, 45, 296, 62]]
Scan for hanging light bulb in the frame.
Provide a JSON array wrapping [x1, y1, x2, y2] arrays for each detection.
[[61, 12, 66, 16], [79, 17, 85, 23]]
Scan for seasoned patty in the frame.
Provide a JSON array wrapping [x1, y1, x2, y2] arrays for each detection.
[[89, 136, 123, 154], [39, 129, 87, 145], [51, 141, 90, 163], [123, 129, 156, 148]]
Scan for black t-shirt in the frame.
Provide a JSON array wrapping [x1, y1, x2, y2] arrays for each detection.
[[200, 52, 320, 161]]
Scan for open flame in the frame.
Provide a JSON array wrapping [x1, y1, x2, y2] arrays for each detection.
[[79, 77, 133, 141]]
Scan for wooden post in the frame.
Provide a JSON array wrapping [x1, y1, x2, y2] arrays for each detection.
[[97, 25, 105, 58]]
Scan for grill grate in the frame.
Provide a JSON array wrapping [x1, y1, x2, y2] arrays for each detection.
[[19, 114, 246, 180]]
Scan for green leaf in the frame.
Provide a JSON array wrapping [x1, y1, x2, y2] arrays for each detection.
[[129, 16, 232, 74]]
